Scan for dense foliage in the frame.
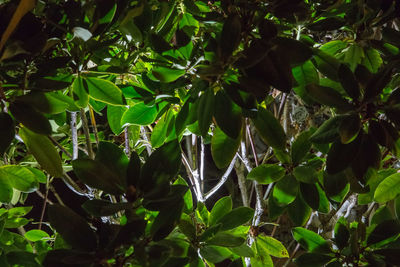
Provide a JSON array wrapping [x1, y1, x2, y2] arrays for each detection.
[[1, 0, 400, 266]]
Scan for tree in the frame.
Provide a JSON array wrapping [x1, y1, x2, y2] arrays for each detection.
[[1, 0, 400, 266]]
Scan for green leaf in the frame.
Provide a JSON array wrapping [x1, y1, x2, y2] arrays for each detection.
[[326, 139, 360, 175], [82, 199, 132, 217], [16, 92, 69, 114], [216, 207, 254, 231], [0, 166, 39, 193], [313, 49, 341, 81], [72, 76, 89, 108], [107, 105, 127, 135], [24, 229, 49, 242], [339, 114, 361, 144], [197, 88, 215, 137], [85, 77, 123, 105], [247, 164, 285, 184], [292, 227, 331, 254], [214, 90, 243, 139], [295, 253, 333, 267], [253, 107, 286, 150], [206, 232, 245, 247], [288, 194, 312, 226], [48, 204, 97, 251], [251, 240, 274, 267], [310, 116, 342, 144], [10, 102, 52, 135], [152, 67, 185, 83], [338, 64, 360, 100], [139, 140, 181, 198], [300, 183, 320, 210], [291, 131, 312, 165], [273, 37, 313, 65], [293, 165, 318, 184], [374, 172, 400, 203], [343, 44, 363, 72], [19, 127, 63, 177], [362, 48, 382, 74], [367, 220, 400, 246], [0, 175, 13, 203], [211, 126, 240, 169], [95, 141, 129, 187], [200, 245, 231, 263], [257, 235, 289, 258], [220, 14, 241, 59], [306, 84, 352, 110], [72, 159, 125, 195], [334, 217, 349, 250], [151, 110, 175, 148], [229, 243, 255, 257], [0, 112, 15, 154], [273, 175, 298, 206], [292, 61, 319, 104], [121, 102, 158, 126], [151, 199, 184, 241], [209, 196, 232, 226]]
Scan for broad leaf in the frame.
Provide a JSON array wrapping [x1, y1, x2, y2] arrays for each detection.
[[85, 77, 123, 105], [121, 102, 158, 126], [257, 235, 289, 258], [209, 196, 232, 226], [48, 204, 97, 251], [273, 175, 298, 206], [253, 107, 286, 150], [375, 172, 400, 203], [292, 227, 331, 254], [0, 166, 39, 193], [19, 127, 63, 177], [247, 164, 285, 184], [211, 126, 240, 169], [197, 88, 215, 137], [216, 207, 254, 231], [107, 105, 127, 135]]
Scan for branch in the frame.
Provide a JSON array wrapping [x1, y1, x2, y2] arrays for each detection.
[[79, 108, 94, 159], [199, 137, 205, 192], [124, 127, 130, 156], [70, 111, 79, 160], [203, 154, 238, 201], [48, 135, 72, 159], [181, 152, 203, 202]]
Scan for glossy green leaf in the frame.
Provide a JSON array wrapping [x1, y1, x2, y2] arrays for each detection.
[[291, 130, 312, 165], [16, 92, 69, 114], [107, 105, 127, 135], [209, 196, 232, 226], [220, 14, 241, 59], [374, 172, 400, 203], [253, 107, 286, 150], [367, 220, 400, 246], [338, 64, 360, 100], [19, 127, 63, 177], [257, 235, 289, 258], [214, 90, 242, 139], [216, 207, 254, 231], [306, 84, 352, 110], [82, 199, 132, 217], [0, 166, 39, 193], [292, 227, 331, 254], [334, 217, 349, 250], [211, 126, 240, 169], [200, 245, 231, 263], [72, 76, 89, 108], [273, 175, 298, 206], [206, 232, 245, 247], [310, 116, 342, 144], [293, 165, 318, 184], [229, 243, 255, 257], [295, 253, 333, 267], [152, 67, 185, 83], [72, 159, 125, 195], [151, 110, 175, 148], [121, 102, 158, 126], [247, 164, 285, 184], [85, 77, 123, 105], [339, 114, 361, 144], [48, 204, 97, 251], [0, 112, 15, 154], [24, 229, 49, 242], [362, 48, 382, 74], [288, 194, 312, 226], [0, 175, 13, 203], [313, 49, 341, 81], [197, 88, 215, 137], [10, 102, 52, 135], [251, 239, 274, 267]]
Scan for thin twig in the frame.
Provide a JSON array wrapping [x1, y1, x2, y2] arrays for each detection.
[[89, 106, 99, 147], [48, 135, 72, 159], [49, 185, 65, 206], [38, 176, 50, 230], [199, 137, 205, 192], [62, 172, 88, 196], [203, 155, 238, 201], [80, 108, 94, 159]]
